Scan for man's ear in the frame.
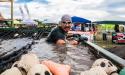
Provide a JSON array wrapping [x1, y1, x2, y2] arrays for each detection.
[[58, 21, 61, 26]]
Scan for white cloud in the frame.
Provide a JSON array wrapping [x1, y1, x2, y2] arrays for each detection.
[[0, 0, 125, 23], [114, 7, 125, 14]]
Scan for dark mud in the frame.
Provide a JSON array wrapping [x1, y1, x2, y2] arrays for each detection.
[[0, 38, 33, 73], [109, 45, 125, 59]]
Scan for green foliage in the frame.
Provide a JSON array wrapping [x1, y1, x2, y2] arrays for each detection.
[[34, 19, 46, 27], [100, 24, 115, 30]]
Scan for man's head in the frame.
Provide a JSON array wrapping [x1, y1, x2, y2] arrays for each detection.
[[60, 14, 72, 32]]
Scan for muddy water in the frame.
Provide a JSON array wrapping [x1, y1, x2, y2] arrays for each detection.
[[31, 38, 96, 75]]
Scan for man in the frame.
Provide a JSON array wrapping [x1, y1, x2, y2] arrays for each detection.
[[46, 14, 78, 45]]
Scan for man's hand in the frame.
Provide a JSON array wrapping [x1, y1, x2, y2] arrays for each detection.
[[66, 32, 73, 37], [68, 40, 79, 45], [56, 39, 78, 46]]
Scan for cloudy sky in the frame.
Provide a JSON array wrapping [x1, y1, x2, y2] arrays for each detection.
[[0, 0, 125, 23]]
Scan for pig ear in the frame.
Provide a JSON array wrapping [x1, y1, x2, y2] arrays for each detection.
[[100, 62, 106, 67], [45, 71, 51, 75]]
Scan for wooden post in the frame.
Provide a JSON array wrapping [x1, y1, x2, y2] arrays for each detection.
[[11, 0, 13, 27]]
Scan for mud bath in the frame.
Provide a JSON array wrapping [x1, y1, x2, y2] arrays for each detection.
[[0, 38, 96, 75], [31, 38, 96, 75]]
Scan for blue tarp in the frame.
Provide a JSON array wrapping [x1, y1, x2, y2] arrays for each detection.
[[72, 16, 91, 23]]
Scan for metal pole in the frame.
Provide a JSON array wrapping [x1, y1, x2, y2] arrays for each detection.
[[11, 0, 13, 27]]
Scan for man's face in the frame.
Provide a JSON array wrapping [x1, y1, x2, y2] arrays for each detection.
[[61, 20, 72, 32]]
